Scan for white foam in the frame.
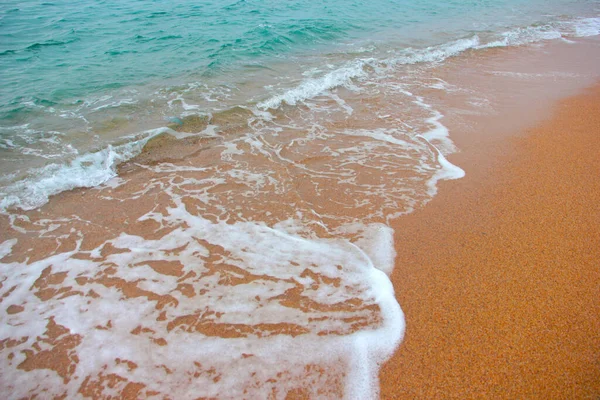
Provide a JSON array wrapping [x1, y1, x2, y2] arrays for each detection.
[[0, 239, 17, 260], [416, 100, 457, 155], [91, 98, 137, 112], [336, 223, 396, 277], [258, 61, 369, 109], [392, 92, 465, 195], [418, 134, 465, 198], [0, 203, 404, 398], [426, 78, 460, 92], [327, 92, 354, 115], [572, 17, 600, 37], [477, 17, 600, 50], [0, 131, 161, 212], [490, 71, 581, 79], [256, 35, 485, 114], [98, 176, 128, 190], [220, 141, 245, 160], [341, 128, 412, 148], [165, 123, 219, 139], [389, 36, 481, 67]]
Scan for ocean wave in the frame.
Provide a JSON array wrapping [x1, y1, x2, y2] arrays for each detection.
[[256, 36, 483, 111], [480, 16, 600, 48], [0, 49, 17, 57], [2, 12, 598, 212], [256, 14, 600, 111], [25, 38, 78, 51], [258, 61, 369, 109], [479, 25, 563, 48], [0, 132, 160, 212], [392, 36, 481, 65], [572, 16, 600, 37]]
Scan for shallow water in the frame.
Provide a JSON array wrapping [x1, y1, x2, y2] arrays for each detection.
[[1, 0, 599, 203], [1, 1, 600, 398]]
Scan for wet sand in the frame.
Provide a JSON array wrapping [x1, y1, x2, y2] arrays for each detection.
[[380, 83, 600, 398]]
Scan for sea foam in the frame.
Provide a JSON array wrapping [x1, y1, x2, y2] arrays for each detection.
[[0, 206, 404, 399], [0, 128, 180, 211]]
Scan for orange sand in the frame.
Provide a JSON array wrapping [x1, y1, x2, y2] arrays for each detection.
[[380, 84, 600, 398]]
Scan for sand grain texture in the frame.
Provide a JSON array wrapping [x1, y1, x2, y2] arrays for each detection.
[[380, 84, 600, 398]]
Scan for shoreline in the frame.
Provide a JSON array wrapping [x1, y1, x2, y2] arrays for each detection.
[[380, 83, 600, 398], [1, 34, 600, 398]]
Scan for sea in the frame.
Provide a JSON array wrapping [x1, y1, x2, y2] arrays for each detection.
[[1, 0, 599, 398]]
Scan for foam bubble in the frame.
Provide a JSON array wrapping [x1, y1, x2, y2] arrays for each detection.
[[91, 98, 138, 112], [258, 61, 368, 109], [572, 17, 600, 37], [396, 36, 481, 65], [477, 17, 600, 50], [261, 36, 485, 112], [0, 133, 158, 212], [256, 36, 485, 113], [0, 239, 17, 260], [0, 205, 404, 398], [336, 223, 396, 277]]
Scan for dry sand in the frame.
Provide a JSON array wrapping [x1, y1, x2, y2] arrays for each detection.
[[379, 83, 600, 398]]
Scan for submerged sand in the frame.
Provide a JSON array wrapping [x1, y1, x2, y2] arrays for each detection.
[[380, 84, 600, 398]]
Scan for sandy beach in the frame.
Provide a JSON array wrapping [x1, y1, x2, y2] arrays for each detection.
[[380, 83, 600, 398], [2, 16, 600, 396]]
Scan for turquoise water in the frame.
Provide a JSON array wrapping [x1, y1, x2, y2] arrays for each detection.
[[0, 0, 598, 209], [1, 0, 597, 113], [0, 0, 599, 208]]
